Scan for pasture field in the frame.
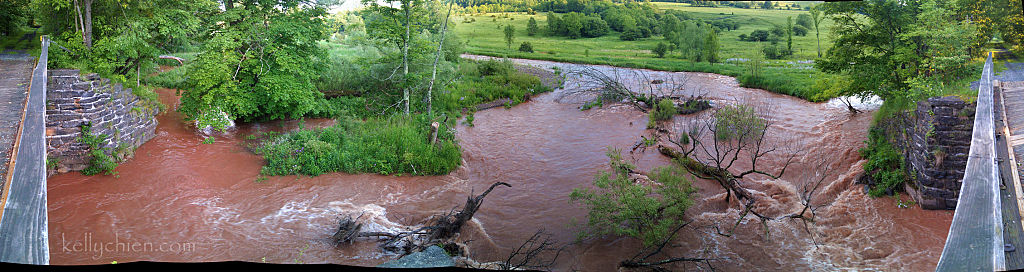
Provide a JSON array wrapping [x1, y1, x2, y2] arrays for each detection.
[[453, 3, 837, 100]]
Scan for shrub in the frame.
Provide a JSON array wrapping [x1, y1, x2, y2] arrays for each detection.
[[793, 25, 809, 36], [518, 41, 534, 53], [747, 30, 770, 42], [436, 59, 551, 114], [477, 59, 515, 76], [762, 44, 792, 59], [860, 128, 907, 197], [647, 98, 676, 128], [653, 42, 668, 58], [80, 124, 118, 176], [653, 99, 677, 121]]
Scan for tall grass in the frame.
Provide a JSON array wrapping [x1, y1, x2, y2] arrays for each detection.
[[437, 59, 552, 113], [255, 115, 461, 176], [254, 58, 551, 177]]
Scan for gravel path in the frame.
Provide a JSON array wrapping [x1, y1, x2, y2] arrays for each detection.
[[0, 55, 33, 197], [1000, 62, 1024, 82]]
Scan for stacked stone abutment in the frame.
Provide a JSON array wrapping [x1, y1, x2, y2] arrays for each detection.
[[45, 69, 159, 174], [892, 96, 976, 210]]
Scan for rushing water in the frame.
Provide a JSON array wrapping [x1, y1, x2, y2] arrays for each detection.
[[47, 58, 952, 270]]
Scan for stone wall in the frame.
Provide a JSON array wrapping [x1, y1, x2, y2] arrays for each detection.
[[890, 96, 975, 210], [45, 69, 159, 174]]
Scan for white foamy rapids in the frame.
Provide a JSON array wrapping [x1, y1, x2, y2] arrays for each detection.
[[826, 95, 883, 112], [258, 198, 339, 234], [326, 201, 411, 235], [190, 197, 242, 226], [197, 109, 236, 135]]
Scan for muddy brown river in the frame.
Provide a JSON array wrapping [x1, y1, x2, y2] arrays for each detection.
[[47, 57, 952, 271]]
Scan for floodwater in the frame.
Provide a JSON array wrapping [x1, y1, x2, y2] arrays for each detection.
[[47, 57, 952, 271]]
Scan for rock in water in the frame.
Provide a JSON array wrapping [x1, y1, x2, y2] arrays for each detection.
[[378, 246, 455, 268]]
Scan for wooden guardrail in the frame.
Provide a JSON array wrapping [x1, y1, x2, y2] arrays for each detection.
[[936, 54, 1003, 271], [0, 36, 50, 265]]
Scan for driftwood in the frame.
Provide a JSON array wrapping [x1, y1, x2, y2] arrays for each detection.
[[332, 182, 512, 255], [158, 55, 184, 65], [429, 122, 439, 146]]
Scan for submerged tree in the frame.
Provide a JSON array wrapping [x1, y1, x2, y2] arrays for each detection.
[[570, 148, 712, 270], [659, 102, 799, 235]]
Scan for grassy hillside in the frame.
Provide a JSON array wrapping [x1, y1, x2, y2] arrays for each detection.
[[453, 3, 836, 101]]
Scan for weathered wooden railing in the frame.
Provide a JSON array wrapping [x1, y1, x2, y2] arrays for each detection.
[[936, 54, 1002, 271], [0, 36, 50, 265]]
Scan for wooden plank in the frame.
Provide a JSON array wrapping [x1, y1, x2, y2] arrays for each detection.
[[0, 37, 50, 265], [995, 83, 1024, 269]]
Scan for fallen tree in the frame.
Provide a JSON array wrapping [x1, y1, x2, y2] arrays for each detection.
[[658, 101, 800, 237], [558, 66, 709, 114], [332, 182, 511, 255]]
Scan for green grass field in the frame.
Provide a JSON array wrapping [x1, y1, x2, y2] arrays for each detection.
[[453, 3, 836, 101]]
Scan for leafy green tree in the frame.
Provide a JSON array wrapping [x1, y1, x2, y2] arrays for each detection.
[[809, 4, 826, 57], [570, 148, 696, 247], [36, 0, 215, 84], [619, 16, 641, 41], [562, 12, 584, 39], [546, 12, 562, 35], [361, 0, 428, 115], [817, 0, 978, 100], [796, 13, 813, 29], [580, 15, 609, 38], [527, 17, 538, 36], [704, 25, 719, 64], [786, 16, 793, 53], [653, 42, 668, 58], [0, 0, 28, 35], [504, 24, 515, 51], [761, 0, 772, 9], [180, 0, 329, 129], [910, 0, 977, 83], [679, 21, 706, 62], [954, 0, 1018, 55]]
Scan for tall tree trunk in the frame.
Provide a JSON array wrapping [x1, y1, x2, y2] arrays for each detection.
[[426, 0, 454, 116], [83, 0, 93, 49], [73, 0, 85, 42], [402, 0, 411, 115]]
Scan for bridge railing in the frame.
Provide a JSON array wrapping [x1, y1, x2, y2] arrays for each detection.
[[0, 36, 50, 265], [936, 54, 1002, 271]]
